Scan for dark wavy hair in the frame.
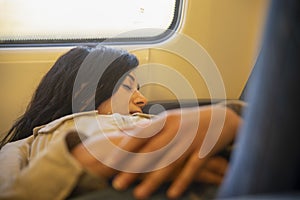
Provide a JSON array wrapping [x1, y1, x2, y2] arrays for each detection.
[[0, 46, 139, 147]]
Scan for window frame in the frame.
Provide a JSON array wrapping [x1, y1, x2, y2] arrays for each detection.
[[0, 0, 183, 48]]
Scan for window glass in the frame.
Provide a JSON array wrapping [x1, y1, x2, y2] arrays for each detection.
[[0, 0, 181, 46]]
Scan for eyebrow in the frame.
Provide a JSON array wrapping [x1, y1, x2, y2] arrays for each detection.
[[128, 74, 135, 82]]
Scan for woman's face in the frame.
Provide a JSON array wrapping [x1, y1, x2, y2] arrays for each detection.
[[97, 72, 148, 115]]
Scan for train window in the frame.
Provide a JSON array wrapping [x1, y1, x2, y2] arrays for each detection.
[[0, 0, 182, 47]]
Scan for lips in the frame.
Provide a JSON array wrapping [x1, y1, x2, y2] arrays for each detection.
[[130, 110, 142, 115]]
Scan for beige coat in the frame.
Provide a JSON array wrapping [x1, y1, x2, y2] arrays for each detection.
[[0, 111, 151, 200]]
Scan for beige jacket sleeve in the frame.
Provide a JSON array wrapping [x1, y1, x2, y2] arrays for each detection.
[[0, 134, 86, 200], [0, 112, 150, 200]]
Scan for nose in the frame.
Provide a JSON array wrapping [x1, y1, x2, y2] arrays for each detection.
[[132, 90, 148, 108]]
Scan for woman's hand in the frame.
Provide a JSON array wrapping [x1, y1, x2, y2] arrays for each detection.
[[111, 105, 241, 199], [193, 156, 228, 185], [71, 105, 241, 199]]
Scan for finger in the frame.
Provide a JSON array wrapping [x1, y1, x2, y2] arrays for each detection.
[[195, 170, 223, 185], [133, 157, 185, 200], [112, 172, 140, 191], [112, 119, 183, 192], [167, 153, 208, 199], [113, 152, 188, 195], [204, 156, 228, 176]]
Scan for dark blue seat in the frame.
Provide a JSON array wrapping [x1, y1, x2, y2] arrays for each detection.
[[218, 0, 300, 198]]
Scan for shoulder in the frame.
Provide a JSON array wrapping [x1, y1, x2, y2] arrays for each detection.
[[0, 136, 34, 153], [34, 111, 99, 136], [78, 113, 152, 137], [34, 111, 152, 138]]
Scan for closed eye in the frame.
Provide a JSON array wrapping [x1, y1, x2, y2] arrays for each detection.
[[122, 84, 133, 91]]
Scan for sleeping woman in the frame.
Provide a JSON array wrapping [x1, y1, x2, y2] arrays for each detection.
[[0, 46, 242, 199]]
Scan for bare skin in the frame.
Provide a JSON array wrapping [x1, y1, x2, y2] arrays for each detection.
[[72, 101, 241, 199]]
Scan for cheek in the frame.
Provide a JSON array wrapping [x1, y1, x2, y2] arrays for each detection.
[[111, 92, 131, 113], [115, 89, 133, 102]]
